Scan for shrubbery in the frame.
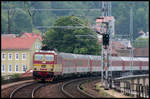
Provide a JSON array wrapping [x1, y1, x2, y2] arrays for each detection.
[[10, 73, 21, 79], [2, 73, 22, 84]]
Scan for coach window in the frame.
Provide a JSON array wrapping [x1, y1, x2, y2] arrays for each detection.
[[142, 49, 145, 56], [45, 55, 54, 61]]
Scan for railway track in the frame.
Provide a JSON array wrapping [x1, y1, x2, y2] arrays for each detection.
[[9, 82, 46, 98], [61, 77, 98, 98], [7, 77, 100, 98]]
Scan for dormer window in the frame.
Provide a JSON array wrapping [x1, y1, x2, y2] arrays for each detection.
[[35, 43, 41, 49]]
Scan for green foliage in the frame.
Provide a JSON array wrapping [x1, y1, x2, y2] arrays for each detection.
[[43, 16, 101, 55], [1, 13, 8, 34], [133, 37, 148, 48], [10, 73, 21, 79], [1, 1, 148, 40], [95, 84, 114, 97], [112, 2, 148, 39], [32, 28, 41, 34], [13, 8, 33, 33], [2, 76, 5, 81]]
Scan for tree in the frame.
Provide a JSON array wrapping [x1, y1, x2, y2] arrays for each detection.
[[32, 28, 41, 34], [133, 37, 148, 48], [43, 16, 101, 55], [134, 7, 148, 39], [13, 8, 33, 33], [1, 1, 17, 34], [1, 1, 148, 40], [1, 13, 8, 34]]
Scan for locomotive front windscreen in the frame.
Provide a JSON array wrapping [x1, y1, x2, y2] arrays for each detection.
[[45, 55, 54, 61], [35, 54, 43, 61], [34, 54, 54, 61]]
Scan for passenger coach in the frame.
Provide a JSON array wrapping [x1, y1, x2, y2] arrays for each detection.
[[33, 50, 149, 82]]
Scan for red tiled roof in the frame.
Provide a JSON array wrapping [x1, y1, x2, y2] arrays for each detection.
[[24, 33, 33, 38], [2, 34, 16, 38], [133, 48, 149, 57], [22, 32, 42, 41], [1, 37, 36, 50], [112, 41, 125, 49], [112, 49, 118, 54], [96, 16, 114, 23]]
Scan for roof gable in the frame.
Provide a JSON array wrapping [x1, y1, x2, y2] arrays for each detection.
[[21, 32, 42, 41], [1, 37, 36, 50]]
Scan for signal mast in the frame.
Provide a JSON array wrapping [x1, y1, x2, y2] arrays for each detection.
[[96, 1, 112, 90]]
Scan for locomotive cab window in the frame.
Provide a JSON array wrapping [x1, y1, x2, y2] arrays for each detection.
[[35, 54, 43, 61], [45, 55, 54, 61]]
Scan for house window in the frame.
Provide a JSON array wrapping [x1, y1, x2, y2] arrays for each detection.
[[8, 64, 12, 72], [15, 64, 19, 72], [8, 53, 12, 60], [22, 53, 26, 60], [2, 64, 5, 72], [36, 43, 41, 49], [15, 53, 19, 60], [22, 64, 27, 72], [2, 53, 6, 60]]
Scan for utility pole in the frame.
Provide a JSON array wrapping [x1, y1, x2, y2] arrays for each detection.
[[130, 7, 133, 75], [108, 2, 112, 79], [103, 2, 112, 90], [6, 2, 16, 34], [96, 1, 112, 90]]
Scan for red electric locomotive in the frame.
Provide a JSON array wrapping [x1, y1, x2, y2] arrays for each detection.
[[33, 51, 56, 81]]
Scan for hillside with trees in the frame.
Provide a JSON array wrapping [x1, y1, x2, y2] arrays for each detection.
[[1, 1, 149, 54], [2, 1, 149, 39]]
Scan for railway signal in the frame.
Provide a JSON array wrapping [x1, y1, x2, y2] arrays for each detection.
[[95, 1, 112, 90], [103, 34, 109, 46]]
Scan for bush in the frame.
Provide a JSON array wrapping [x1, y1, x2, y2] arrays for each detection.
[[10, 73, 21, 79], [133, 38, 148, 48], [2, 74, 32, 85], [2, 76, 5, 81]]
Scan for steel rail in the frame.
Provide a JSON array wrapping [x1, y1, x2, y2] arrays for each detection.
[[61, 77, 100, 98], [32, 83, 49, 98], [10, 82, 37, 98], [61, 80, 74, 98], [9, 81, 45, 98], [77, 80, 96, 98]]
